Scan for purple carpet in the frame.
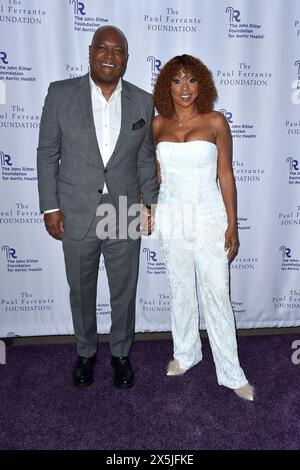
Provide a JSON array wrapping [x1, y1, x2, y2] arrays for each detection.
[[0, 334, 299, 450]]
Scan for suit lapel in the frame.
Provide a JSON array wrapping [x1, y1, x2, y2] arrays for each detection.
[[77, 74, 105, 170], [106, 80, 133, 168]]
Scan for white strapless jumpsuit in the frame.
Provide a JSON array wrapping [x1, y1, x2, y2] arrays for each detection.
[[154, 140, 247, 389]]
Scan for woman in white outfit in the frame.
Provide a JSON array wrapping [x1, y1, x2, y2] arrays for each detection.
[[152, 55, 254, 401]]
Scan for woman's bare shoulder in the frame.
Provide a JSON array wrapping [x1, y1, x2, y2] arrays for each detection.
[[152, 114, 168, 136], [153, 114, 165, 126], [207, 110, 228, 128]]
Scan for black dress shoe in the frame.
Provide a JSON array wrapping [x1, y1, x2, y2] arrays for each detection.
[[111, 356, 134, 389], [73, 355, 96, 388]]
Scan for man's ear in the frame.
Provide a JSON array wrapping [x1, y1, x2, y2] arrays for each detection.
[[122, 54, 129, 77]]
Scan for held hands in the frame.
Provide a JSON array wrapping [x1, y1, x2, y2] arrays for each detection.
[[44, 211, 65, 240], [224, 225, 239, 261], [140, 205, 155, 236]]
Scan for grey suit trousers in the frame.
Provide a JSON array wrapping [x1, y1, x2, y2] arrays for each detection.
[[62, 195, 141, 358]]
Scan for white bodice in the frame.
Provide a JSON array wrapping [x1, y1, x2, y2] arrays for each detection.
[[156, 140, 224, 211]]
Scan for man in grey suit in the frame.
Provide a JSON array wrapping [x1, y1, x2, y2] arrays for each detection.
[[37, 26, 159, 389]]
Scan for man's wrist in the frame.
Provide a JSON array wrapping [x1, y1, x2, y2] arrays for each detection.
[[43, 208, 60, 214]]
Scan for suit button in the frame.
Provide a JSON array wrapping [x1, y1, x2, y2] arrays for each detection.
[[98, 189, 102, 194], [104, 168, 107, 174]]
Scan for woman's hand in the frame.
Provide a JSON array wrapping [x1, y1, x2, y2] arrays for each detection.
[[224, 225, 239, 261]]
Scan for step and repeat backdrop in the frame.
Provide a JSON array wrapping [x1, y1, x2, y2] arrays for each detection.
[[0, 0, 299, 337]]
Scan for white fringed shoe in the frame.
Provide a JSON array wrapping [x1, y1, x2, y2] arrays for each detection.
[[234, 383, 255, 401], [166, 359, 186, 376]]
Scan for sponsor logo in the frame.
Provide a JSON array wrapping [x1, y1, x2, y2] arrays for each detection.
[[69, 0, 85, 15], [231, 256, 258, 270], [273, 290, 300, 312], [0, 202, 43, 225], [291, 60, 300, 104], [1, 292, 54, 312], [139, 294, 170, 313], [1, 245, 42, 273], [219, 108, 233, 123], [7, 332, 20, 337], [0, 51, 8, 64], [285, 119, 300, 135], [233, 160, 264, 183], [65, 63, 89, 79], [280, 245, 291, 259], [142, 247, 165, 275], [286, 156, 300, 184], [0, 104, 40, 129], [219, 108, 257, 139], [0, 150, 11, 166], [0, 52, 37, 82], [226, 6, 241, 23], [0, 0, 47, 25], [147, 56, 162, 72], [147, 56, 162, 88], [1, 151, 36, 182], [216, 61, 272, 87], [278, 206, 300, 226], [144, 6, 201, 33], [69, 0, 108, 32], [225, 6, 264, 39], [143, 247, 157, 262], [279, 246, 300, 272]]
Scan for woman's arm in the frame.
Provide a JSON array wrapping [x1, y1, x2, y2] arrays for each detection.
[[215, 112, 239, 260], [152, 115, 162, 185]]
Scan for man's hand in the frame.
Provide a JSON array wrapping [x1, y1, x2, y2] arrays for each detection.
[[44, 210, 65, 240], [224, 225, 239, 261]]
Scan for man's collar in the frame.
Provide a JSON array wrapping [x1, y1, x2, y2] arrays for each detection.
[[89, 74, 122, 97]]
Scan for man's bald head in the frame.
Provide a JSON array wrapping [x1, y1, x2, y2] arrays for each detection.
[[91, 26, 128, 54]]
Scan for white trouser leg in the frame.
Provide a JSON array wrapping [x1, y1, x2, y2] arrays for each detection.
[[160, 239, 202, 370], [195, 247, 248, 389]]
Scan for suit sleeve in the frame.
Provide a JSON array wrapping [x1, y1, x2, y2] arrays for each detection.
[[37, 83, 62, 212], [137, 97, 159, 205]]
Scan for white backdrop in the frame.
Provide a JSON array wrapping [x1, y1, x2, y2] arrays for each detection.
[[0, 0, 300, 337]]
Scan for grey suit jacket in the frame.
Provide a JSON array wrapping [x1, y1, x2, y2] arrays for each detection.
[[37, 73, 159, 240]]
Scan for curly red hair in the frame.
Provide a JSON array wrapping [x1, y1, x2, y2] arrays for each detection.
[[153, 54, 218, 118]]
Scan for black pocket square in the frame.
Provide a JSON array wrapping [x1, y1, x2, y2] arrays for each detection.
[[132, 119, 145, 130]]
